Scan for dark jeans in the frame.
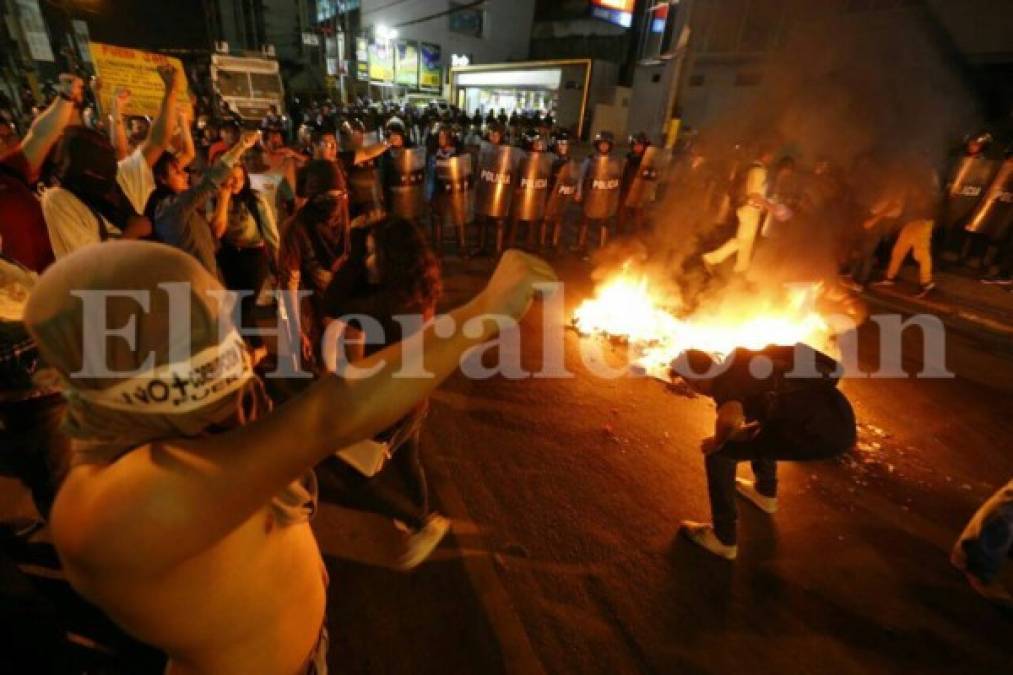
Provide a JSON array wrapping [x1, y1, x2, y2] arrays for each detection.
[[706, 387, 856, 545], [316, 431, 429, 531], [0, 394, 68, 519], [217, 244, 270, 339]]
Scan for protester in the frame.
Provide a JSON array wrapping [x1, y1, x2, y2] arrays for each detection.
[[146, 130, 261, 277], [208, 119, 240, 165], [872, 161, 941, 297], [701, 142, 776, 275], [278, 160, 354, 364], [673, 345, 856, 560], [210, 159, 279, 338], [317, 217, 449, 569], [0, 74, 82, 273], [22, 241, 554, 675], [951, 479, 1013, 607]]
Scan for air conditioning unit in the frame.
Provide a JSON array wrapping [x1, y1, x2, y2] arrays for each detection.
[[214, 41, 229, 54], [261, 44, 276, 57]]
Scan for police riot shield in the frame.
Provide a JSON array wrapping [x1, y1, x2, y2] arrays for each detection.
[[348, 159, 384, 215], [511, 150, 554, 222], [583, 155, 623, 220], [623, 146, 672, 209], [965, 158, 1013, 242], [385, 147, 427, 220], [436, 154, 473, 227], [475, 143, 517, 219], [544, 157, 580, 220], [942, 155, 1000, 229]]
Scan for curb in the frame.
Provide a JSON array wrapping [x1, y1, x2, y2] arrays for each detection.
[[862, 289, 1013, 355]]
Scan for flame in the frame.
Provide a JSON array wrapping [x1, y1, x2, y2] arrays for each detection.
[[573, 265, 833, 377]]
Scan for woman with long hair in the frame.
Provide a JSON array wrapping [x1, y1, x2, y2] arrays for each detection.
[[316, 217, 448, 570], [211, 162, 279, 339]]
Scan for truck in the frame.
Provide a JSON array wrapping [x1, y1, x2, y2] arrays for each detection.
[[210, 53, 285, 122]]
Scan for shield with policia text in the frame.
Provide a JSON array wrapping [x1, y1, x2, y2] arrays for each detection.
[[544, 157, 580, 220], [624, 146, 672, 209], [964, 158, 1013, 242], [475, 143, 518, 219], [385, 147, 426, 220], [583, 155, 623, 220], [436, 154, 473, 227], [942, 155, 999, 229], [512, 150, 554, 221]]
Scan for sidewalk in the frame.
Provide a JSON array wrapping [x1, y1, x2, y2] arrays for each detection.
[[862, 264, 1013, 351]]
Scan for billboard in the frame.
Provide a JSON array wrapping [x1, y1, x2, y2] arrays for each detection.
[[355, 36, 369, 81], [419, 42, 442, 91], [394, 41, 419, 87], [89, 42, 192, 118], [368, 40, 394, 82]]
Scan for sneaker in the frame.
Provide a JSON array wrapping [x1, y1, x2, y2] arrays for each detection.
[[950, 545, 1013, 607], [980, 274, 1013, 286], [870, 278, 895, 287], [915, 281, 936, 298], [735, 478, 778, 514], [679, 521, 737, 560], [397, 513, 450, 571]]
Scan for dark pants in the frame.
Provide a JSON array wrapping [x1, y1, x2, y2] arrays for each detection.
[[316, 431, 429, 531], [217, 244, 271, 345], [706, 387, 856, 545], [0, 394, 68, 520]]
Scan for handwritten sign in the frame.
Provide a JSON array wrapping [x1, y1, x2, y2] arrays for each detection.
[[89, 42, 191, 118]]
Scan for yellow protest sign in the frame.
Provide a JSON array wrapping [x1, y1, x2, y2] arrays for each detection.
[[89, 41, 191, 118]]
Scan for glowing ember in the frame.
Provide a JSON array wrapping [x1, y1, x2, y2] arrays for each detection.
[[572, 266, 833, 377]]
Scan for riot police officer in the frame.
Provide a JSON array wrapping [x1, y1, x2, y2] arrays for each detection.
[[474, 121, 518, 256], [427, 124, 472, 257], [508, 129, 554, 251], [575, 130, 623, 257], [338, 117, 389, 223], [543, 130, 580, 253], [619, 132, 651, 235], [382, 117, 427, 227]]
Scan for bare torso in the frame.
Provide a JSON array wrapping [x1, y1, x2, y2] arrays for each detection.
[[56, 466, 327, 675]]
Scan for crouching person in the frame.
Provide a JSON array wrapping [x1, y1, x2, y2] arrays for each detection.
[[951, 479, 1013, 607], [22, 241, 555, 675], [673, 344, 856, 560]]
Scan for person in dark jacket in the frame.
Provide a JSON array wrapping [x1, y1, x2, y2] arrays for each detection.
[[673, 344, 856, 560]]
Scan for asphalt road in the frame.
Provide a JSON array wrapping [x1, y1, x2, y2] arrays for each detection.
[[2, 255, 1011, 674], [326, 255, 1013, 675]]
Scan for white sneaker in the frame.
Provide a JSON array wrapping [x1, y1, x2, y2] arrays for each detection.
[[736, 478, 778, 514], [680, 521, 737, 560], [397, 514, 450, 571]]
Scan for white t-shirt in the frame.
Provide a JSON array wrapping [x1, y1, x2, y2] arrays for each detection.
[[43, 148, 156, 259], [249, 171, 283, 225]]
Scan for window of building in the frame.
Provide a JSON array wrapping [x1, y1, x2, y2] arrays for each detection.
[[449, 2, 484, 37]]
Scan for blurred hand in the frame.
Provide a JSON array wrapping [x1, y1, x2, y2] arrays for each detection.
[[700, 437, 719, 455], [113, 86, 131, 113], [239, 129, 261, 150], [477, 249, 557, 323], [57, 74, 84, 105], [156, 64, 183, 94]]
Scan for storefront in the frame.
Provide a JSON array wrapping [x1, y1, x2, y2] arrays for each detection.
[[449, 59, 595, 138]]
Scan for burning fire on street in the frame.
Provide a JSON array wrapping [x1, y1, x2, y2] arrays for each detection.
[[572, 262, 836, 378]]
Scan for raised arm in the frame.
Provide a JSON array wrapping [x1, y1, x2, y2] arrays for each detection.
[[107, 86, 131, 161], [52, 251, 557, 575], [174, 108, 196, 169], [19, 74, 82, 175], [140, 64, 185, 167], [353, 140, 389, 166]]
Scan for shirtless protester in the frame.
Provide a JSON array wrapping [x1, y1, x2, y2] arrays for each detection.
[[23, 241, 556, 675]]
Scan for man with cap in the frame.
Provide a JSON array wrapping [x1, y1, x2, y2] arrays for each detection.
[[24, 241, 555, 675]]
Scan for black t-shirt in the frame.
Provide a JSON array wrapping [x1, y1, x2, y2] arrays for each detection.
[[710, 347, 781, 422]]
